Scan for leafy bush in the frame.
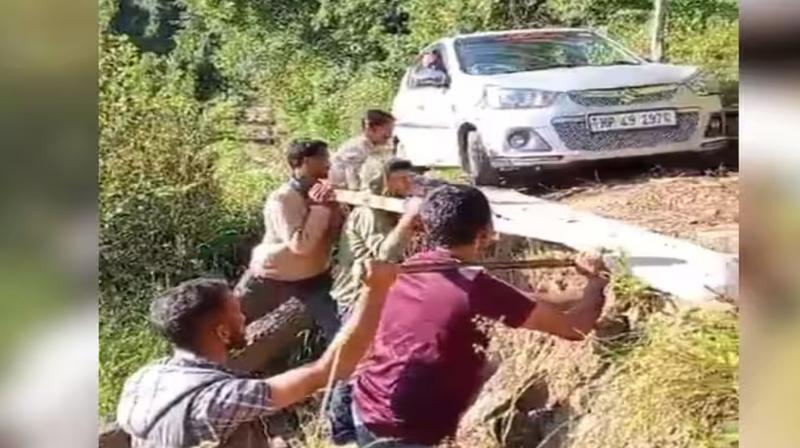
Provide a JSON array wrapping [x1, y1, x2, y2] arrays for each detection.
[[98, 26, 272, 416]]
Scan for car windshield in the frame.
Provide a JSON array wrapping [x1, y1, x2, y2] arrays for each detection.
[[454, 31, 641, 75]]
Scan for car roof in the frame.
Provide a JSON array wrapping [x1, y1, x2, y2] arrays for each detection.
[[456, 27, 594, 38], [434, 28, 599, 46]]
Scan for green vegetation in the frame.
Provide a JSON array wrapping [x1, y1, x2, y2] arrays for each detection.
[[574, 309, 739, 447], [98, 0, 739, 422]]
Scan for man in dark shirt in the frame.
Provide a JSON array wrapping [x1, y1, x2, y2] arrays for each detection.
[[352, 184, 609, 447]]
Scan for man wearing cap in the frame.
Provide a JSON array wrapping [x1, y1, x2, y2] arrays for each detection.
[[326, 158, 421, 445], [331, 158, 422, 319]]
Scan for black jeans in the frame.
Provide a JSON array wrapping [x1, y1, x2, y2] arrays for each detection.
[[327, 381, 357, 445]]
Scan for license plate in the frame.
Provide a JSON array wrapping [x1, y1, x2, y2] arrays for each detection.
[[588, 110, 677, 132]]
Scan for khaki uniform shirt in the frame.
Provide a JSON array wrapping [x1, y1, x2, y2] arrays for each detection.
[[249, 181, 333, 281], [329, 135, 392, 190]]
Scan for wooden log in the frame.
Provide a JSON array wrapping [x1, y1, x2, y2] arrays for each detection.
[[334, 189, 406, 211], [334, 187, 739, 304], [227, 297, 314, 373]]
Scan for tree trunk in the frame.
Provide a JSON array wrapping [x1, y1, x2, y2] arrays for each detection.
[[651, 0, 668, 62]]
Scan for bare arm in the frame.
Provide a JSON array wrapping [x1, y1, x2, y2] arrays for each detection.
[[521, 278, 607, 340], [520, 253, 609, 340], [265, 261, 396, 409]]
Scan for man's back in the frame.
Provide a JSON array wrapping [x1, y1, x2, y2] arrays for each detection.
[[352, 249, 535, 445], [116, 351, 274, 448]]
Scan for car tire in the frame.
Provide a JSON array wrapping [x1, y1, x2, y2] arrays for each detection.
[[464, 131, 501, 186], [699, 146, 739, 171]]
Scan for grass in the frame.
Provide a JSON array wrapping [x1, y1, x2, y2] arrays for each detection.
[[99, 310, 169, 418], [98, 140, 278, 420], [572, 309, 739, 448]]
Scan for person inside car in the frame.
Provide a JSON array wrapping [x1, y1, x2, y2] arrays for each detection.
[[409, 50, 448, 87]]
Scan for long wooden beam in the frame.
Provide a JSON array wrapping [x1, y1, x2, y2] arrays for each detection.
[[334, 188, 739, 304]]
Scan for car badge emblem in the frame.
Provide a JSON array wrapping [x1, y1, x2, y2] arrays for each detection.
[[620, 89, 639, 105]]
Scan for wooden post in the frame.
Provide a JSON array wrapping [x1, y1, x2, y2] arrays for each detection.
[[651, 0, 668, 62]]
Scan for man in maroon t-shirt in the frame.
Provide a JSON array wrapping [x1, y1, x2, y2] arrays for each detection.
[[351, 184, 609, 447]]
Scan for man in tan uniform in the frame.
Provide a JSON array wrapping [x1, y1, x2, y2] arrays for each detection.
[[236, 139, 344, 342], [329, 109, 396, 191]]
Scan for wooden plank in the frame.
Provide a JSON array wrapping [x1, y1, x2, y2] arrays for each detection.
[[335, 189, 405, 211], [335, 188, 739, 304], [481, 187, 738, 303]]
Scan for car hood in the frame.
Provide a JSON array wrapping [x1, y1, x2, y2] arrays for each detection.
[[481, 63, 698, 91]]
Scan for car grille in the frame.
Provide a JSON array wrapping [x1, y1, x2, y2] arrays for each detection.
[[568, 84, 679, 107], [553, 112, 699, 151]]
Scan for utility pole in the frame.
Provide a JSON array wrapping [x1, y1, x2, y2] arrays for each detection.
[[651, 0, 668, 62]]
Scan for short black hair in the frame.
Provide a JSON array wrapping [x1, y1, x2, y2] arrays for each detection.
[[384, 158, 413, 176], [149, 278, 230, 349], [287, 139, 328, 168], [420, 184, 492, 247], [362, 109, 395, 130]]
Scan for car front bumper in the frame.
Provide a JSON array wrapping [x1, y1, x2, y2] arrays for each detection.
[[480, 101, 729, 170], [488, 136, 730, 170]]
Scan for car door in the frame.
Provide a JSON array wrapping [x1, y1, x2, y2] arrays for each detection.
[[393, 44, 459, 167]]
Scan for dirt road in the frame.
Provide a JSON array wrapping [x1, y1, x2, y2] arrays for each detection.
[[539, 167, 739, 254]]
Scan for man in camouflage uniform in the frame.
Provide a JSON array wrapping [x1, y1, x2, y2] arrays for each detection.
[[331, 158, 421, 318], [327, 158, 421, 445], [329, 109, 396, 191]]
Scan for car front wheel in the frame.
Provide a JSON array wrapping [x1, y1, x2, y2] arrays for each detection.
[[463, 131, 501, 186]]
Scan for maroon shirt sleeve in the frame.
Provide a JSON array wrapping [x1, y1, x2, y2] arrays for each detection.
[[470, 272, 536, 328]]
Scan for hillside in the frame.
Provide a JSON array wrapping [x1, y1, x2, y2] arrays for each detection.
[[98, 0, 740, 445]]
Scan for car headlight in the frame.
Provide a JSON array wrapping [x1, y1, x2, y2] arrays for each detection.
[[484, 86, 559, 109], [684, 70, 720, 96]]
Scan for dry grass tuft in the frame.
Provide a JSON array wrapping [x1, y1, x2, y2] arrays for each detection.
[[571, 309, 739, 448]]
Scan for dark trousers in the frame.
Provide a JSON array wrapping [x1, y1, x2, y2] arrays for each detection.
[[234, 270, 341, 342]]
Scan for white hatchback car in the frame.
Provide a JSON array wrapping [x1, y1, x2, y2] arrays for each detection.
[[392, 28, 728, 185]]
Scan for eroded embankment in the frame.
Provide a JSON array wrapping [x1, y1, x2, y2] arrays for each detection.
[[455, 237, 738, 448]]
